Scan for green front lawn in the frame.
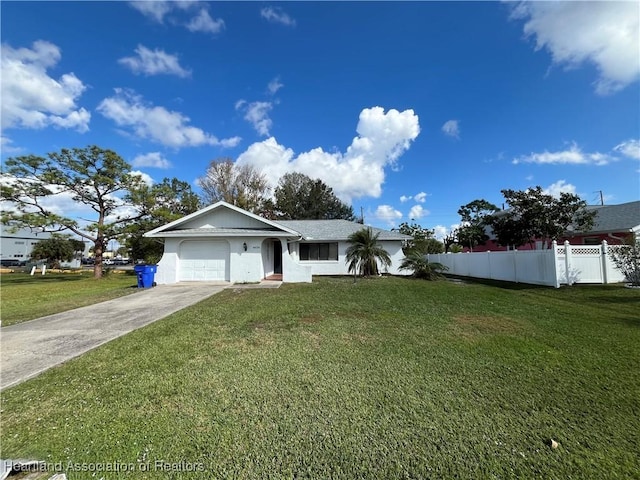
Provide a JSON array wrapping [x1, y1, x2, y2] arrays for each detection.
[[1, 272, 137, 326], [1, 277, 638, 478]]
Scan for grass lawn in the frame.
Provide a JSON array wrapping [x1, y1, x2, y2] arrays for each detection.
[[1, 271, 138, 326], [1, 277, 638, 479]]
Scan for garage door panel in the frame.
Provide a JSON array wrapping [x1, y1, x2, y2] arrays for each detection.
[[178, 241, 229, 281]]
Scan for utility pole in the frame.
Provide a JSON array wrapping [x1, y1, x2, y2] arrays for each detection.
[[360, 206, 365, 224], [599, 190, 604, 206]]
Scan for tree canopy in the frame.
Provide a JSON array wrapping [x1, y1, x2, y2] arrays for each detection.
[[196, 158, 269, 213], [273, 173, 355, 220], [394, 222, 443, 254], [30, 235, 85, 269], [488, 187, 596, 249], [456, 199, 499, 251], [1, 146, 150, 278], [120, 178, 201, 263]]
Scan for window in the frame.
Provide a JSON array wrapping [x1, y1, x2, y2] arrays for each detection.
[[299, 242, 338, 261]]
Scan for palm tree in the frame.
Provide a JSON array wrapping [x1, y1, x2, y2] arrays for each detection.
[[399, 252, 448, 280], [345, 227, 392, 277]]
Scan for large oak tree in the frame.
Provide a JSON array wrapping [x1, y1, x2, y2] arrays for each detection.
[[273, 172, 355, 220], [488, 187, 596, 249]]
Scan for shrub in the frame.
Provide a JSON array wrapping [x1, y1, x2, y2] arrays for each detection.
[[609, 236, 640, 286]]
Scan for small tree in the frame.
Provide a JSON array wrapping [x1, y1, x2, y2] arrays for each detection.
[[609, 236, 640, 286], [30, 236, 77, 268], [394, 222, 444, 254], [345, 227, 392, 277], [399, 252, 448, 280], [457, 199, 499, 251]]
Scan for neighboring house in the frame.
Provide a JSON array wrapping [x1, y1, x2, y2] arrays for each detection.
[[473, 200, 640, 252], [144, 201, 410, 284]]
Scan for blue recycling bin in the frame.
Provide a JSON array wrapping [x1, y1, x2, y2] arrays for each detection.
[[134, 264, 157, 288]]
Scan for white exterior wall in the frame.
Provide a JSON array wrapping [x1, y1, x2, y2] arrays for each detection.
[[288, 240, 407, 276], [154, 236, 313, 284], [228, 238, 264, 283]]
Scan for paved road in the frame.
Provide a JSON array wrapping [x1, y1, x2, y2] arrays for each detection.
[[0, 283, 227, 391]]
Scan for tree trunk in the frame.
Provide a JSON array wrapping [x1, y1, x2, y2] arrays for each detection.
[[93, 237, 104, 279]]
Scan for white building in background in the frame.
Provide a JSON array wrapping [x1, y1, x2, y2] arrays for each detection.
[[0, 225, 52, 261], [0, 224, 90, 267]]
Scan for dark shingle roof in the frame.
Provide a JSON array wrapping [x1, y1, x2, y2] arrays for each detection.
[[276, 219, 410, 241], [584, 201, 640, 233]]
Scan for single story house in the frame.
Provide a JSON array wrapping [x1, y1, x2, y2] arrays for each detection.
[[473, 200, 640, 252], [144, 201, 411, 284]]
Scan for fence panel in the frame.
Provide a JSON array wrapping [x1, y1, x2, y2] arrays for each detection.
[[427, 240, 628, 287]]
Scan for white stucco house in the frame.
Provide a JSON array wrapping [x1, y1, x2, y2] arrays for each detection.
[[144, 201, 410, 284]]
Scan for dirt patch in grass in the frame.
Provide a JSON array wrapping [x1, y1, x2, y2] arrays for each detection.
[[451, 314, 526, 340], [300, 313, 324, 324]]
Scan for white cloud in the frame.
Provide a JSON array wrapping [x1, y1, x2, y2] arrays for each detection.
[[236, 100, 273, 136], [132, 152, 171, 169], [0, 136, 23, 155], [513, 143, 614, 166], [260, 6, 296, 27], [129, 170, 154, 186], [408, 204, 429, 220], [433, 224, 461, 241], [510, 1, 640, 95], [375, 205, 402, 226], [1, 40, 90, 133], [129, 1, 224, 34], [129, 1, 173, 23], [118, 45, 191, 78], [614, 139, 640, 160], [441, 119, 460, 138], [97, 88, 241, 149], [267, 76, 284, 95], [399, 195, 411, 203], [542, 180, 577, 198], [186, 8, 225, 34], [236, 107, 420, 202], [414, 191, 427, 203]]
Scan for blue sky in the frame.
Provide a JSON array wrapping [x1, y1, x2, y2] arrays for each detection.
[[2, 1, 639, 236]]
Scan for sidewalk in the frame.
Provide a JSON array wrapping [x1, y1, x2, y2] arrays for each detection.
[[0, 283, 227, 391]]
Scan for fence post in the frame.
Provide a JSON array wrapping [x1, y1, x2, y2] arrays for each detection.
[[551, 240, 560, 288], [601, 240, 609, 284], [564, 240, 571, 285], [513, 248, 518, 283]]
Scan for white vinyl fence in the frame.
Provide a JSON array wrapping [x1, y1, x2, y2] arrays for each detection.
[[427, 241, 626, 288]]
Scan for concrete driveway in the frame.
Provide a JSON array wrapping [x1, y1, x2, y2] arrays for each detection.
[[0, 283, 227, 391]]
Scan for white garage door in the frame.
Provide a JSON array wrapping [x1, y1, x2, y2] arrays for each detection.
[[178, 240, 229, 281]]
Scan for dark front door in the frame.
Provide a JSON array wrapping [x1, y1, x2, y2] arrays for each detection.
[[273, 241, 282, 274]]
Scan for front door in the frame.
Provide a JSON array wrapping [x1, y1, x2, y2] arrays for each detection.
[[273, 241, 282, 274]]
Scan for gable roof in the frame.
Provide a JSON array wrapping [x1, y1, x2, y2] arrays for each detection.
[[583, 201, 640, 234], [276, 219, 410, 241], [144, 201, 300, 238], [144, 202, 410, 242]]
